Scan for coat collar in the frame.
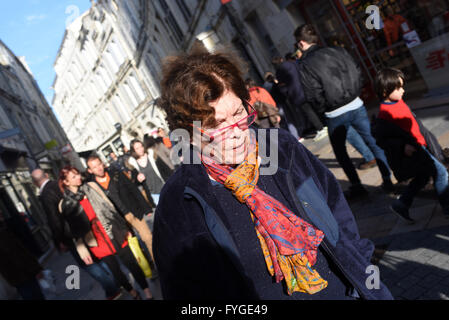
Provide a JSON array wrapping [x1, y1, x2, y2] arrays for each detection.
[[301, 44, 320, 60]]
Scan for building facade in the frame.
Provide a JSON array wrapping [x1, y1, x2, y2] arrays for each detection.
[[53, 0, 449, 164], [174, 0, 449, 100], [0, 39, 82, 298], [52, 0, 172, 163]]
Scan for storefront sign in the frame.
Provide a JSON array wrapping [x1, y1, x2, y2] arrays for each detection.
[[403, 30, 421, 48], [44, 139, 58, 150], [410, 32, 449, 91], [60, 144, 72, 155]]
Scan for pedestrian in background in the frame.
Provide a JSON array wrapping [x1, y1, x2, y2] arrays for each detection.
[[275, 55, 327, 141], [128, 139, 166, 206], [245, 78, 281, 129], [157, 127, 173, 149], [58, 166, 153, 300], [143, 135, 175, 181], [31, 168, 121, 300], [294, 24, 393, 199], [374, 68, 449, 222], [86, 154, 156, 265], [264, 66, 301, 138], [108, 152, 126, 173]]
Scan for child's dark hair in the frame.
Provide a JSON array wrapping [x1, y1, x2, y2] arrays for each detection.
[[375, 68, 405, 100]]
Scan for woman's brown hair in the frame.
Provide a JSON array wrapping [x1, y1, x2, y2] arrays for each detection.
[[159, 47, 250, 135], [58, 165, 80, 193]]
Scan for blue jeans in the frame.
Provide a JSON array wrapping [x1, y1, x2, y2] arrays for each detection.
[[70, 247, 119, 298], [346, 126, 375, 162], [327, 106, 391, 185], [424, 147, 449, 211], [399, 147, 449, 212], [424, 147, 449, 196]]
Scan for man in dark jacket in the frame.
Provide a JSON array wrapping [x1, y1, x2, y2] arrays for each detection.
[[294, 24, 393, 199], [276, 59, 327, 141], [86, 154, 156, 265], [32, 169, 70, 252]]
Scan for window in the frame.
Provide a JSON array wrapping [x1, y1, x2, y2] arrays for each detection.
[[128, 72, 146, 102], [110, 39, 126, 66], [175, 0, 192, 23], [113, 93, 132, 122], [104, 49, 120, 74], [157, 0, 184, 44], [124, 0, 141, 29], [122, 82, 139, 109]]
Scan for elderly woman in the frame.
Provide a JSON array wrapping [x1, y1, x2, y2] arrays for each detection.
[[152, 48, 393, 300]]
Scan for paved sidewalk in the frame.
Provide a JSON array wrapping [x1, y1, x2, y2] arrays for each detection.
[[374, 225, 449, 300]]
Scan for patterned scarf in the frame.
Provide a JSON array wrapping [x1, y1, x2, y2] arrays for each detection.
[[201, 141, 328, 295]]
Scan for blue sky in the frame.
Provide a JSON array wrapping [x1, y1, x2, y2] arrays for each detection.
[[0, 0, 91, 107]]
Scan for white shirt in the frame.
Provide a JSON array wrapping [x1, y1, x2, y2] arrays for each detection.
[[325, 97, 364, 118], [39, 179, 50, 195]]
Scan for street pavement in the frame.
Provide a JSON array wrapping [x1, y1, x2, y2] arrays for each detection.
[[38, 103, 448, 300], [302, 103, 449, 300]]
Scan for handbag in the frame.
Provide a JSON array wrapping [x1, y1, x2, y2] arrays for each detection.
[[128, 236, 152, 278]]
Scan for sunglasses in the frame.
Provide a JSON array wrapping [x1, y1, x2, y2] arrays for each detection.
[[192, 101, 257, 142]]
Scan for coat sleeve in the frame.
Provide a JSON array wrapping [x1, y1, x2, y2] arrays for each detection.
[[299, 62, 327, 115], [153, 186, 258, 299], [105, 175, 131, 217], [40, 189, 65, 247], [288, 134, 373, 261]]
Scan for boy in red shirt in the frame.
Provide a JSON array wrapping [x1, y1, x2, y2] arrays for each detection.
[[374, 68, 449, 222]]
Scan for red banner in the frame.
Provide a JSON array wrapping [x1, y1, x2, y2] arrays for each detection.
[[221, 0, 232, 4]]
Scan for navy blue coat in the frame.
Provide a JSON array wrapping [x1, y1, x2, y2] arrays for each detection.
[[153, 128, 393, 300]]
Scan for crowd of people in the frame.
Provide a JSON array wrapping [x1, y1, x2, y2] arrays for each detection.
[[2, 23, 449, 301], [16, 129, 176, 300]]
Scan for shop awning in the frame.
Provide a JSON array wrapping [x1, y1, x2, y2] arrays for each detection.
[[0, 145, 28, 172]]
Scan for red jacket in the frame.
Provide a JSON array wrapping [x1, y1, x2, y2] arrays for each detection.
[[248, 86, 277, 108], [383, 14, 408, 47], [378, 99, 427, 147], [79, 198, 128, 259]]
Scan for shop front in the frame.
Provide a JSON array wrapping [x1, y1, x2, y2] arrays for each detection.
[[0, 146, 52, 259], [298, 0, 449, 101]]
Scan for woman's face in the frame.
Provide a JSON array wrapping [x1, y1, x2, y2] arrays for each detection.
[[198, 90, 251, 166], [64, 170, 82, 188], [133, 142, 146, 158]]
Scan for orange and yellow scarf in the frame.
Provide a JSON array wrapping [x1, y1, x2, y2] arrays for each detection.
[[201, 142, 328, 295]]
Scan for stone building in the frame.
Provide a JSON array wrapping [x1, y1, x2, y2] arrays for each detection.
[[52, 0, 171, 163], [0, 39, 81, 298]]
